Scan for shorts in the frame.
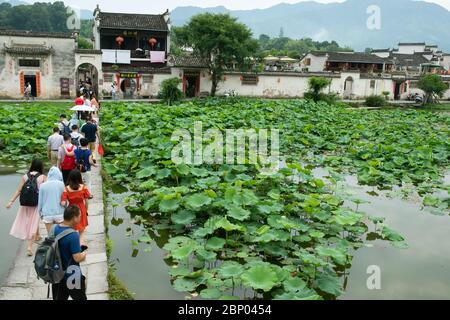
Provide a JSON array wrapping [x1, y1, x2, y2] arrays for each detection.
[[41, 215, 64, 224]]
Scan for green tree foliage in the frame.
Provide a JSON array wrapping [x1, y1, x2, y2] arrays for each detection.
[[174, 13, 258, 96], [77, 36, 93, 49], [0, 1, 69, 32], [159, 78, 184, 105], [80, 19, 93, 39], [418, 74, 449, 104], [305, 77, 332, 102], [257, 35, 352, 59]]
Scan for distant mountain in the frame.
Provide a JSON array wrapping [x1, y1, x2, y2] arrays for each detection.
[[171, 0, 450, 51]]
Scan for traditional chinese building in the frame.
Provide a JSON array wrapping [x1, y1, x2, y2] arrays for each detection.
[[93, 6, 173, 98], [0, 29, 79, 99]]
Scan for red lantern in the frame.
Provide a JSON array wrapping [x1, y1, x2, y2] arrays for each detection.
[[116, 36, 124, 47], [149, 38, 158, 49]]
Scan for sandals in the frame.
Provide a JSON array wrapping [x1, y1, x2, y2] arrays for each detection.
[[27, 249, 33, 257]]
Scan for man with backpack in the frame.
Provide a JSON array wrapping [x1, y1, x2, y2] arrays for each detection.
[[75, 138, 96, 191], [58, 114, 71, 136], [70, 125, 82, 148], [80, 116, 99, 162], [34, 205, 87, 300], [58, 134, 77, 185]]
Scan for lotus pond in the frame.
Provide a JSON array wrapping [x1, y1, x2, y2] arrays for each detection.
[[100, 99, 449, 300], [0, 100, 448, 300]]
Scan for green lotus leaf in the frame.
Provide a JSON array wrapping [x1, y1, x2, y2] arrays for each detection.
[[196, 248, 217, 262], [200, 288, 222, 299], [316, 273, 342, 296], [185, 193, 213, 209], [171, 210, 196, 225], [227, 205, 251, 221], [241, 265, 280, 292], [136, 166, 157, 179], [205, 237, 226, 251], [217, 261, 244, 278], [159, 198, 180, 213], [172, 278, 198, 292]]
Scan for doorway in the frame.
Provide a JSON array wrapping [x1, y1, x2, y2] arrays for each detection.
[[343, 76, 354, 98], [394, 81, 404, 100], [24, 75, 37, 97], [120, 78, 137, 99], [183, 73, 200, 98]]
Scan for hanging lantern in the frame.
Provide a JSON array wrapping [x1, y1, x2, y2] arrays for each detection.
[[149, 38, 158, 50], [116, 36, 124, 47]]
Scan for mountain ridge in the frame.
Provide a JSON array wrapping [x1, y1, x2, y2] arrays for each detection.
[[171, 0, 450, 51]]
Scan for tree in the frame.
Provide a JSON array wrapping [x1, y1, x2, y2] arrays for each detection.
[[174, 14, 258, 96], [418, 74, 448, 104], [305, 77, 332, 102], [77, 37, 93, 49], [160, 78, 184, 106]]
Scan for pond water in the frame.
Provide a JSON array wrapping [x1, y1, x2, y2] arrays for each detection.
[[108, 169, 450, 300], [0, 168, 22, 285]]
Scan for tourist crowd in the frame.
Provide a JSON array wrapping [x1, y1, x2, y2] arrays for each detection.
[[5, 108, 101, 300]]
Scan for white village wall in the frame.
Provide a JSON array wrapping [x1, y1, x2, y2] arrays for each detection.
[[0, 35, 76, 99]]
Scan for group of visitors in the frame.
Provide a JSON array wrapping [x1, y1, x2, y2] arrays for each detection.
[[5, 111, 100, 300]]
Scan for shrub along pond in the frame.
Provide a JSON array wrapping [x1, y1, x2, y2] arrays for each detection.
[[101, 99, 449, 300]]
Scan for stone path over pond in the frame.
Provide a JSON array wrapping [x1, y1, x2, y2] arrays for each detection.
[[0, 151, 109, 300]]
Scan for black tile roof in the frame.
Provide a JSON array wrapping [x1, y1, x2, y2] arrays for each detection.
[[169, 54, 208, 68], [389, 53, 429, 67], [326, 52, 392, 64], [0, 29, 73, 38], [98, 12, 169, 31], [3, 45, 53, 55]]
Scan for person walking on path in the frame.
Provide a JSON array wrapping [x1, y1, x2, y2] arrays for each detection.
[[58, 114, 71, 136], [75, 138, 96, 191], [47, 127, 64, 167], [70, 125, 82, 148], [81, 116, 99, 162], [58, 134, 77, 185], [6, 159, 47, 256], [51, 205, 87, 300], [61, 170, 91, 246], [38, 167, 65, 235], [69, 113, 79, 129]]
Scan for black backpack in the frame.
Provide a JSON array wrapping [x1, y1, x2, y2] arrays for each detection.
[[34, 226, 76, 285], [76, 149, 87, 173], [19, 173, 41, 207], [60, 122, 71, 135], [71, 135, 81, 148]]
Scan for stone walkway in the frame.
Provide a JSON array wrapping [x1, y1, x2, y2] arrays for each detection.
[[0, 152, 109, 300]]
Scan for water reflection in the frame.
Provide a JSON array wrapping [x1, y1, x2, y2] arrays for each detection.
[[0, 173, 22, 284], [107, 166, 450, 300]]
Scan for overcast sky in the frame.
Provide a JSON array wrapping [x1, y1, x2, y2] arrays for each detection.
[[26, 0, 450, 13]]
